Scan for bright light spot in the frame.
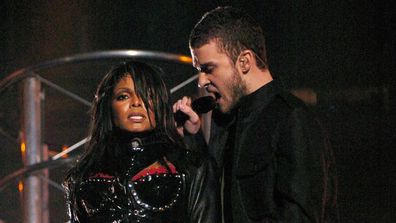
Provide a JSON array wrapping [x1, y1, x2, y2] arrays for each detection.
[[18, 181, 24, 192], [178, 56, 192, 63], [62, 145, 69, 158], [20, 142, 26, 154]]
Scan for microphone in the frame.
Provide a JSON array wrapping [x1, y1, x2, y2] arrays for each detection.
[[174, 96, 216, 125]]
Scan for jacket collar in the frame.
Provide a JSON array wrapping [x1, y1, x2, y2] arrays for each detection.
[[233, 79, 282, 117], [113, 128, 168, 150]]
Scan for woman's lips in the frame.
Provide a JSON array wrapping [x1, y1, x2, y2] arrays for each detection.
[[129, 116, 143, 120], [128, 112, 146, 122]]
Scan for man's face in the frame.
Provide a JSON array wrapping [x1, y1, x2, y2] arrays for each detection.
[[191, 40, 246, 113], [111, 75, 156, 132]]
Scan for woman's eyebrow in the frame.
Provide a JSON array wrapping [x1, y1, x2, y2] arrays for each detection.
[[114, 87, 132, 93]]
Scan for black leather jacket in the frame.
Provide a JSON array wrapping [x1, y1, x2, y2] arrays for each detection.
[[64, 133, 220, 223]]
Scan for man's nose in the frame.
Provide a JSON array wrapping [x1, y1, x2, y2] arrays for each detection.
[[198, 73, 210, 89]]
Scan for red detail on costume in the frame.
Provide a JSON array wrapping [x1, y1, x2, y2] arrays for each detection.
[[132, 162, 177, 181], [90, 172, 114, 179]]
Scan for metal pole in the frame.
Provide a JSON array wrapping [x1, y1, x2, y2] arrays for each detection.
[[42, 144, 49, 223], [22, 77, 42, 223]]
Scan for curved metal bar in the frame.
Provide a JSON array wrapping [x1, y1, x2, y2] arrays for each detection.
[[0, 49, 192, 95], [0, 156, 77, 192], [170, 74, 198, 94], [37, 174, 65, 193], [51, 137, 88, 160], [36, 76, 92, 107]]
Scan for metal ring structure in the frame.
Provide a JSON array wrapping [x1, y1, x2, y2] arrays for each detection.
[[0, 49, 193, 95], [0, 49, 194, 191]]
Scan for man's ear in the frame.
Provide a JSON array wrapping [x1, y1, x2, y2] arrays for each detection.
[[238, 50, 254, 74]]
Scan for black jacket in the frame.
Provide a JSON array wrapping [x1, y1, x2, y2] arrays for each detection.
[[204, 80, 338, 222], [64, 133, 220, 223]]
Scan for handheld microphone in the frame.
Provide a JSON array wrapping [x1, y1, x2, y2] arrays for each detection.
[[174, 96, 216, 125]]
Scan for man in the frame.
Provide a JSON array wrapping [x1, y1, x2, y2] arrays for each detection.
[[174, 6, 338, 223]]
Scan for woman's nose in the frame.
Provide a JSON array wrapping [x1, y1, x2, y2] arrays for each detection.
[[129, 95, 142, 107]]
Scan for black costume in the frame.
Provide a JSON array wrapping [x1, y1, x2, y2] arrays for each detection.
[[64, 130, 220, 223], [196, 80, 338, 222]]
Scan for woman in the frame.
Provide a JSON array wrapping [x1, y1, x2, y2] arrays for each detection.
[[63, 61, 219, 222]]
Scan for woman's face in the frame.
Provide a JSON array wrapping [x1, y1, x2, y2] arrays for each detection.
[[111, 75, 156, 132]]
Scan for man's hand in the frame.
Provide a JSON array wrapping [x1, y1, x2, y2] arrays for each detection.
[[173, 96, 201, 136]]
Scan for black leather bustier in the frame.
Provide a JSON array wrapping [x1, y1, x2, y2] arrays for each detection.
[[65, 131, 220, 223]]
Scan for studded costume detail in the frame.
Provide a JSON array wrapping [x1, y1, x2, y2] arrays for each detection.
[[64, 130, 219, 223]]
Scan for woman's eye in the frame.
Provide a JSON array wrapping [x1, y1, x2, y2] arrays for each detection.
[[116, 94, 129, 100]]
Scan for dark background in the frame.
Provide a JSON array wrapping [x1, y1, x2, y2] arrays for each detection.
[[1, 0, 395, 222]]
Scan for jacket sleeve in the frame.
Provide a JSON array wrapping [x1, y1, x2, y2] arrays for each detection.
[[274, 107, 338, 222], [183, 129, 208, 153], [187, 154, 221, 223]]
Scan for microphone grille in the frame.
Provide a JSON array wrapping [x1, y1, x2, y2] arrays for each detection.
[[192, 96, 216, 113]]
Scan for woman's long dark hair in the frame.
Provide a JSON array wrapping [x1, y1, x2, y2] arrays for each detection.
[[65, 61, 184, 184]]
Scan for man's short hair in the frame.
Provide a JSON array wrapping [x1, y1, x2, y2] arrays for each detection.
[[189, 6, 268, 69]]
